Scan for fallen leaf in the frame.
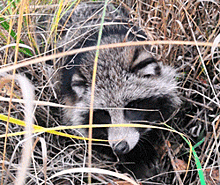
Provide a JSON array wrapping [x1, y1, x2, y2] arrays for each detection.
[[205, 168, 220, 185], [174, 158, 187, 172]]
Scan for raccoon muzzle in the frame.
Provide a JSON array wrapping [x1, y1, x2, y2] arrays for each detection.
[[112, 140, 129, 154]]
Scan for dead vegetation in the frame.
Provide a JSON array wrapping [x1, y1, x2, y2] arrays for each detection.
[[0, 0, 220, 184]]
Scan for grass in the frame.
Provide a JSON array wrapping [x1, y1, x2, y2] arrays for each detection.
[[0, 0, 220, 184]]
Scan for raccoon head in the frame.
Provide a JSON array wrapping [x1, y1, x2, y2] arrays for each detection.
[[63, 46, 180, 155]]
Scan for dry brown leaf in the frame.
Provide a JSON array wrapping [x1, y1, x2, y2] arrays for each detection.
[[205, 168, 220, 185], [174, 158, 188, 172]]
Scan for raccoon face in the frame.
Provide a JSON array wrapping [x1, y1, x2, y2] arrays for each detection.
[[63, 46, 180, 155]]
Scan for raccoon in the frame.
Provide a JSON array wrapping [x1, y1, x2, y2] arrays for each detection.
[[56, 2, 181, 179]]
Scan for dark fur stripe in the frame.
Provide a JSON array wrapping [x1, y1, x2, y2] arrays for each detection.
[[124, 96, 175, 122], [132, 48, 140, 63], [131, 57, 157, 73], [71, 81, 86, 87], [154, 66, 161, 76]]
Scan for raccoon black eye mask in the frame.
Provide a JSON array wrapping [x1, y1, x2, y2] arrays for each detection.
[[58, 2, 181, 179]]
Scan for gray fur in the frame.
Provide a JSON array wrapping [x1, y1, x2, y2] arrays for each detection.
[[57, 2, 130, 54], [57, 2, 181, 177]]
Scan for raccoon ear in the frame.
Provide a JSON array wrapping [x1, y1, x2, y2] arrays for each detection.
[[131, 50, 161, 77], [71, 73, 87, 98]]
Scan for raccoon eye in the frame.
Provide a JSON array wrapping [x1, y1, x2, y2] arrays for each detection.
[[126, 101, 137, 108], [93, 110, 111, 124], [124, 96, 175, 123], [124, 99, 146, 121]]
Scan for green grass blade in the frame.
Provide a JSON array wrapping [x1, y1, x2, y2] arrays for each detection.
[[0, 17, 33, 56], [183, 137, 206, 185]]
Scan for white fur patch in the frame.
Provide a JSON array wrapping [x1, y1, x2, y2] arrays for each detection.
[[71, 74, 86, 98], [71, 73, 83, 82], [72, 86, 85, 97], [132, 51, 153, 68], [138, 62, 159, 76]]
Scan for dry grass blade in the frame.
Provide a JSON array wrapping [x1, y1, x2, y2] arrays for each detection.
[[87, 1, 109, 184], [39, 137, 47, 184], [0, 40, 219, 74], [14, 75, 34, 185], [211, 33, 220, 62], [45, 167, 138, 185], [0, 75, 35, 185]]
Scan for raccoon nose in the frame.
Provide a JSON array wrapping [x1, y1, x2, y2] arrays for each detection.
[[113, 141, 129, 154]]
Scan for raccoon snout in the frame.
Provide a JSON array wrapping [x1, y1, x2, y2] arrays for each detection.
[[112, 140, 129, 154], [108, 127, 140, 154]]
